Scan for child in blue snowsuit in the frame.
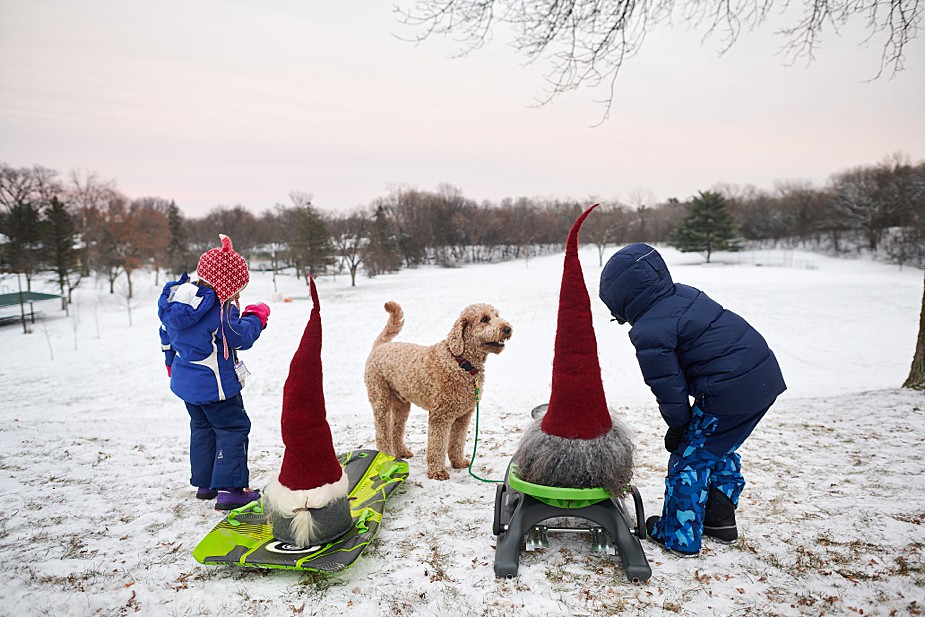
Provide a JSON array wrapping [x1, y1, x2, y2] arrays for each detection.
[[158, 234, 270, 511], [599, 243, 786, 556]]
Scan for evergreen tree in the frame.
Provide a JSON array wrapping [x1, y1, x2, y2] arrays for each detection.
[[363, 204, 402, 276], [0, 164, 52, 291], [165, 200, 189, 276], [1, 200, 43, 290], [288, 204, 335, 281], [42, 196, 79, 309], [670, 191, 742, 263]]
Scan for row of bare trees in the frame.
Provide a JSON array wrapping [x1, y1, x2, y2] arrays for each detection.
[[725, 153, 925, 267], [0, 165, 172, 308], [2, 155, 924, 302]]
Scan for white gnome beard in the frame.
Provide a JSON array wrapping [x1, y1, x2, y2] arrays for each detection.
[[511, 413, 635, 497], [265, 471, 350, 547]]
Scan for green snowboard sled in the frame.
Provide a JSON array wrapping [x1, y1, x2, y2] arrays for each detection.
[[193, 449, 408, 572]]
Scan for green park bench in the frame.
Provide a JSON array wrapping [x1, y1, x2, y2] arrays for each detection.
[[0, 291, 63, 327]]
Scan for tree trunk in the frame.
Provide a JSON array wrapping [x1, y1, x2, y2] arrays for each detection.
[[17, 273, 28, 334], [58, 274, 67, 312], [271, 251, 279, 294], [903, 268, 925, 390]]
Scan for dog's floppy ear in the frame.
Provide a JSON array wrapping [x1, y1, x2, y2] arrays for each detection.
[[447, 315, 468, 356]]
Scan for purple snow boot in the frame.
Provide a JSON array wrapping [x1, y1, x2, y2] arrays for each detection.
[[215, 488, 262, 511], [196, 487, 218, 500]]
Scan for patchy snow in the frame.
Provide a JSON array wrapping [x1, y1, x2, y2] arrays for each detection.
[[1, 246, 923, 616]]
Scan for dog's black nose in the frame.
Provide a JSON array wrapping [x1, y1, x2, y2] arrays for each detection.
[[502, 326, 512, 336]]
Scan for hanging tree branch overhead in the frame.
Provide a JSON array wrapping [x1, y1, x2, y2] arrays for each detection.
[[396, 0, 922, 120]]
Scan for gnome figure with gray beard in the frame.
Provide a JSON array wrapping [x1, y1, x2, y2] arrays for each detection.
[[511, 205, 635, 498], [263, 277, 352, 547]]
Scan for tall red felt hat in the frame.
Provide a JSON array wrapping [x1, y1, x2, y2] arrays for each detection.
[[540, 204, 613, 440], [196, 234, 249, 304], [276, 277, 344, 491]]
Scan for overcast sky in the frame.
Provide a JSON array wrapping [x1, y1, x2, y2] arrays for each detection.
[[1, 0, 923, 216]]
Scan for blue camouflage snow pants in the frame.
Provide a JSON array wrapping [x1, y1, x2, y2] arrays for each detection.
[[650, 404, 767, 553]]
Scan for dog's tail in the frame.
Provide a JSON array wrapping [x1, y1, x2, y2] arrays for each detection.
[[372, 301, 404, 348]]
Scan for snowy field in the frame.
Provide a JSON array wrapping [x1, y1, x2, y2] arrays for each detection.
[[1, 245, 923, 617]]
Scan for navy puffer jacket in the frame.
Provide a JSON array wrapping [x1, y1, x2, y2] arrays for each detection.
[[599, 243, 786, 430]]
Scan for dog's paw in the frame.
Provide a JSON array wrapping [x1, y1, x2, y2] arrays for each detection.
[[449, 457, 469, 469], [398, 448, 413, 458], [427, 468, 450, 481]]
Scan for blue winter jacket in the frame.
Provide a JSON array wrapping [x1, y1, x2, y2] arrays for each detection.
[[158, 273, 264, 405], [599, 243, 786, 430]]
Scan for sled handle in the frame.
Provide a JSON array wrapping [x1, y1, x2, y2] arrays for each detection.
[[355, 508, 376, 533], [379, 462, 407, 482], [630, 485, 646, 539], [227, 499, 264, 527]]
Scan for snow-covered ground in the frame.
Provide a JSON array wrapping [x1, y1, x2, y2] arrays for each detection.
[[1, 245, 923, 616]]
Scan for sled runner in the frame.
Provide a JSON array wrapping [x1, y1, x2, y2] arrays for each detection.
[[193, 449, 408, 572], [492, 461, 651, 582]]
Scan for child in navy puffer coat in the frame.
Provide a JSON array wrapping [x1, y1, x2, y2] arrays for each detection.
[[158, 234, 270, 511], [599, 243, 786, 556]]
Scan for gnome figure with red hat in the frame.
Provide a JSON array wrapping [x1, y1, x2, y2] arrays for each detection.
[[511, 205, 635, 498], [264, 277, 352, 547]]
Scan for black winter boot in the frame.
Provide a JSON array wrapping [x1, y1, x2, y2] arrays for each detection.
[[703, 486, 738, 544]]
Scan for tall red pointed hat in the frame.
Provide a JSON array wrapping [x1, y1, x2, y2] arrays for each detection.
[[540, 204, 613, 440], [277, 277, 344, 490]]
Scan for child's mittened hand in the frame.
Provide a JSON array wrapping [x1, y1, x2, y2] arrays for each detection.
[[664, 424, 688, 452], [166, 365, 172, 377], [243, 303, 271, 329]]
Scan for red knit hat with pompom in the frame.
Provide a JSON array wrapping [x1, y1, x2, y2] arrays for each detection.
[[197, 234, 249, 304], [540, 204, 613, 440]]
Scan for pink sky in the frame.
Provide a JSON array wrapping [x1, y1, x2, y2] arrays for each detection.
[[1, 0, 923, 216]]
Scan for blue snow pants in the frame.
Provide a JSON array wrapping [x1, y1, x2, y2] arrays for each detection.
[[651, 404, 769, 553], [185, 394, 251, 490]]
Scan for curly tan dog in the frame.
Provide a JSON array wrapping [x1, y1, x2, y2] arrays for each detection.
[[365, 302, 513, 480]]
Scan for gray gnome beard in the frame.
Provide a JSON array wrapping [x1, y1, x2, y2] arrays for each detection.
[[511, 412, 635, 497]]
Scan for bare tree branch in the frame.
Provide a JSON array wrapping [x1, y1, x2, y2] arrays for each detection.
[[395, 0, 921, 122]]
